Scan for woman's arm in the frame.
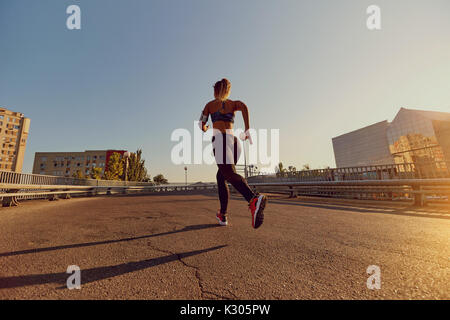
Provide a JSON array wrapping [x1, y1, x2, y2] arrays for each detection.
[[234, 101, 250, 131], [199, 104, 210, 132]]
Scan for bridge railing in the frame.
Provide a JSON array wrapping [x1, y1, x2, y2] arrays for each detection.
[[0, 170, 217, 207], [0, 171, 156, 186], [248, 179, 450, 206], [248, 161, 450, 183], [1, 171, 449, 207]]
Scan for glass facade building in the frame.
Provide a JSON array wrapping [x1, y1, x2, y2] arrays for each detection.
[[332, 120, 394, 168], [387, 108, 450, 163], [333, 108, 450, 172]]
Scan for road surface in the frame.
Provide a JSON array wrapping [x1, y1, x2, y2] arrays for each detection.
[[0, 192, 449, 299]]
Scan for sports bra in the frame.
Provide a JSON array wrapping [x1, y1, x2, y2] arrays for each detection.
[[211, 101, 235, 123]]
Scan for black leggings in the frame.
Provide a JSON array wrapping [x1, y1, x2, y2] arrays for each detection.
[[213, 133, 255, 214]]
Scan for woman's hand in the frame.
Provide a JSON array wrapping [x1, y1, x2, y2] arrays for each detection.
[[198, 120, 209, 132], [199, 109, 209, 132], [239, 130, 253, 144]]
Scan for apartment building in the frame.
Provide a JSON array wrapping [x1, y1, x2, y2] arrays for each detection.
[[0, 107, 31, 172], [32, 150, 127, 177]]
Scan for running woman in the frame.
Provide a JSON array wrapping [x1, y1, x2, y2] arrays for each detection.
[[199, 78, 267, 228]]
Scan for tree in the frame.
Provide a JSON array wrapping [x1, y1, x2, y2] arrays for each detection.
[[142, 176, 153, 184], [302, 164, 311, 171], [103, 152, 124, 180], [72, 170, 85, 179], [126, 149, 149, 182], [90, 167, 103, 180], [275, 162, 287, 177], [153, 174, 168, 185]]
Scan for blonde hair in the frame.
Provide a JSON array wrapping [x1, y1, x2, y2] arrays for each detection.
[[213, 78, 231, 101]]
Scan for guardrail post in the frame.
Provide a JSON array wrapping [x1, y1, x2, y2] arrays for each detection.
[[2, 189, 19, 207], [288, 186, 296, 198], [412, 185, 426, 207], [106, 187, 112, 195], [48, 190, 59, 201], [61, 190, 71, 199], [88, 187, 97, 197]]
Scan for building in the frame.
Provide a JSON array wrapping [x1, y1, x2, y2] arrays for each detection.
[[0, 107, 31, 172], [32, 150, 127, 177], [332, 108, 450, 168], [332, 120, 394, 168]]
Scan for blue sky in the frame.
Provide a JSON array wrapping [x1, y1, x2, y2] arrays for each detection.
[[1, 0, 449, 182]]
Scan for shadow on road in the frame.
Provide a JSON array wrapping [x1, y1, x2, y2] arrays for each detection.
[[0, 245, 227, 289], [269, 198, 450, 220], [0, 224, 222, 258]]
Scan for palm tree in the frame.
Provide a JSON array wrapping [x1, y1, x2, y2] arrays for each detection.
[[276, 162, 287, 177]]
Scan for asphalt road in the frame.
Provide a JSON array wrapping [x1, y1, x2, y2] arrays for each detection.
[[0, 192, 449, 299]]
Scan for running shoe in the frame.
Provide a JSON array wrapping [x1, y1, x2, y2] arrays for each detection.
[[216, 211, 228, 226], [248, 194, 267, 229]]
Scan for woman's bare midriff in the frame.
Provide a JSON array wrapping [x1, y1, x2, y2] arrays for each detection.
[[213, 121, 234, 134]]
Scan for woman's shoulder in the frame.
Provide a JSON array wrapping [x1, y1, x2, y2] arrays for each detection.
[[205, 99, 245, 111], [231, 99, 246, 109], [227, 99, 244, 104], [203, 100, 216, 113], [205, 99, 219, 108]]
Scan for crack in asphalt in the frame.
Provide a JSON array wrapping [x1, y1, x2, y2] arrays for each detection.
[[146, 241, 233, 300]]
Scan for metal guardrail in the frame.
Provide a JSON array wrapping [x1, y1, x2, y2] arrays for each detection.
[[248, 179, 450, 206], [0, 170, 217, 207], [0, 170, 155, 186], [0, 182, 218, 207], [248, 161, 450, 182], [1, 171, 449, 208]]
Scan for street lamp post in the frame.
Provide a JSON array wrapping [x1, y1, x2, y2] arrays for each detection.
[[184, 166, 187, 186], [239, 133, 248, 179], [124, 151, 131, 182]]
